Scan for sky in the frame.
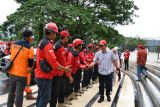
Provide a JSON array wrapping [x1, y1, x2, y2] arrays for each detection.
[[115, 0, 160, 39], [0, 0, 160, 39]]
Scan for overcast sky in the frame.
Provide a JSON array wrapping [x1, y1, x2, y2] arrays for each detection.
[[0, 0, 160, 39]]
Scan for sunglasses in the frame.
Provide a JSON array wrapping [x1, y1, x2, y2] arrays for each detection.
[[99, 45, 104, 47]]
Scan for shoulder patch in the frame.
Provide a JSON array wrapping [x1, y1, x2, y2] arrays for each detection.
[[38, 38, 49, 50], [54, 41, 62, 52], [71, 49, 79, 57], [15, 40, 31, 49]]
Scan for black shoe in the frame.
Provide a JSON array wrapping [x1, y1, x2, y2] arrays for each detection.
[[136, 79, 141, 82], [106, 95, 111, 102], [118, 76, 121, 82], [98, 98, 104, 103], [144, 75, 148, 79]]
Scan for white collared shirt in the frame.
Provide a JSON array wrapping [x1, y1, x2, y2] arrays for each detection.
[[93, 50, 116, 75]]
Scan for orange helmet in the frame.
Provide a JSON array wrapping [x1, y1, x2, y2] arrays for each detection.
[[60, 30, 70, 37], [73, 39, 83, 47], [99, 40, 107, 45], [45, 22, 59, 33]]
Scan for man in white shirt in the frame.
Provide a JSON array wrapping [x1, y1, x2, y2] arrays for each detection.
[[88, 40, 119, 103]]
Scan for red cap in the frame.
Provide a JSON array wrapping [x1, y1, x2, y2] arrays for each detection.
[[137, 44, 144, 49], [60, 30, 70, 37], [88, 43, 94, 48], [73, 38, 83, 47], [99, 40, 107, 45]]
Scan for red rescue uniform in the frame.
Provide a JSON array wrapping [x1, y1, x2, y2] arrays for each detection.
[[137, 49, 147, 65], [79, 51, 88, 65], [35, 38, 60, 79], [124, 51, 130, 60], [86, 52, 94, 64], [66, 49, 85, 74], [54, 41, 71, 77]]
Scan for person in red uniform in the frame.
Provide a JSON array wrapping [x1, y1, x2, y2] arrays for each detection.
[[65, 43, 73, 58], [77, 46, 88, 94], [123, 48, 130, 71], [85, 43, 95, 88], [66, 38, 86, 102], [64, 43, 74, 105], [35, 22, 71, 107], [137, 44, 148, 81], [92, 44, 99, 84], [50, 30, 73, 107]]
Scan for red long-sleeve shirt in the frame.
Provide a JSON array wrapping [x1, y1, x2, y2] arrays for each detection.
[[54, 41, 71, 77], [124, 51, 130, 60], [86, 52, 94, 64], [79, 51, 89, 65], [137, 49, 147, 65], [35, 38, 60, 79], [66, 49, 85, 74]]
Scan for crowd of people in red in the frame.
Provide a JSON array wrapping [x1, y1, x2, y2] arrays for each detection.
[[2, 22, 148, 107]]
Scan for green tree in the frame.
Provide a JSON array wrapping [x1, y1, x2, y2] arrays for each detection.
[[124, 37, 147, 51], [14, 0, 29, 4], [2, 0, 137, 45]]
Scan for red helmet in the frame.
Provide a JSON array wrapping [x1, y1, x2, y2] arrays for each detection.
[[60, 30, 70, 37], [73, 39, 83, 47], [45, 22, 59, 33], [88, 43, 94, 48], [99, 40, 107, 45]]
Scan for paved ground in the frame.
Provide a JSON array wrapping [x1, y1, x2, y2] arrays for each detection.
[[0, 71, 138, 107], [0, 51, 160, 107], [0, 79, 121, 107]]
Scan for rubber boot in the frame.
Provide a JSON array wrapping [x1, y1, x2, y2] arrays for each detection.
[[70, 92, 78, 100], [82, 87, 87, 91], [57, 103, 67, 107], [79, 89, 84, 94], [75, 92, 81, 96], [65, 96, 72, 105]]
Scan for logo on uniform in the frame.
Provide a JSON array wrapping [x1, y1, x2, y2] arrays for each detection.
[[62, 52, 65, 55]]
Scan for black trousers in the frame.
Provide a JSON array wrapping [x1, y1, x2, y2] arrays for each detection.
[[82, 68, 93, 87], [50, 75, 66, 107], [65, 73, 76, 97], [74, 69, 82, 92], [64, 77, 70, 97], [36, 78, 52, 107], [99, 72, 113, 99], [87, 68, 93, 85], [92, 64, 99, 81], [7, 74, 27, 107], [124, 59, 129, 70]]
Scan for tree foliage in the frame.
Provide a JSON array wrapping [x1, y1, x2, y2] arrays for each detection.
[[2, 0, 138, 45], [14, 0, 29, 4], [124, 37, 147, 51]]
